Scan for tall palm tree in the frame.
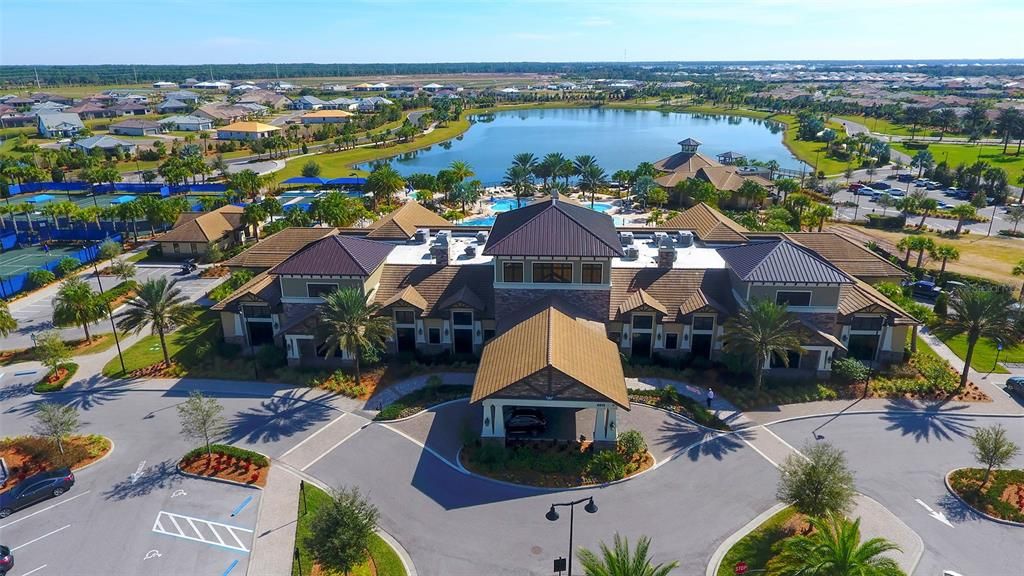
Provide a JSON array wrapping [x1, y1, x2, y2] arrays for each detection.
[[768, 514, 902, 576], [448, 160, 474, 183], [242, 203, 267, 241], [578, 163, 608, 208], [935, 285, 1020, 390], [318, 287, 392, 387], [538, 153, 566, 190], [502, 165, 536, 208], [511, 152, 537, 173], [577, 533, 678, 576], [931, 244, 960, 278], [572, 154, 598, 177], [52, 276, 105, 341], [0, 300, 17, 337], [364, 164, 405, 209], [116, 278, 197, 367], [724, 298, 804, 392]]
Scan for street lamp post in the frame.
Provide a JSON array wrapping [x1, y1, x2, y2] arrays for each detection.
[[92, 257, 125, 374], [546, 496, 598, 576]]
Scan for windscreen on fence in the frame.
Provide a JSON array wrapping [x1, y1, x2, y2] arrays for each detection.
[[0, 233, 122, 299]]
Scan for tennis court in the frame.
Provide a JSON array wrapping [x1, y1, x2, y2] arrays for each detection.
[[0, 243, 83, 277]]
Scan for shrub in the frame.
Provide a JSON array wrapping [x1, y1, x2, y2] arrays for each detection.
[[217, 341, 241, 358], [97, 239, 122, 261], [865, 213, 906, 230], [587, 450, 627, 482], [933, 292, 948, 318], [617, 430, 647, 460], [475, 444, 507, 469], [27, 269, 56, 289], [657, 385, 679, 406], [182, 444, 269, 467], [203, 244, 224, 264], [255, 344, 285, 370], [777, 442, 855, 517], [54, 256, 81, 278], [831, 357, 870, 384]]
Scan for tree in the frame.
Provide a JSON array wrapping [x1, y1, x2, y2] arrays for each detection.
[[1013, 259, 1024, 300], [916, 197, 939, 229], [647, 186, 668, 209], [176, 391, 228, 457], [577, 533, 678, 576], [933, 108, 959, 141], [53, 276, 106, 341], [301, 160, 322, 178], [1006, 206, 1024, 235], [260, 196, 283, 222], [116, 277, 197, 367], [632, 175, 657, 209], [950, 204, 976, 235], [228, 169, 263, 200], [0, 299, 17, 337], [777, 442, 856, 517], [35, 330, 70, 373], [767, 515, 902, 576], [364, 164, 405, 209], [935, 285, 1020, 389], [931, 244, 960, 278], [996, 108, 1022, 154], [448, 159, 474, 183], [902, 106, 929, 140], [775, 178, 799, 202], [32, 403, 80, 457], [318, 287, 392, 387], [502, 164, 536, 208], [242, 202, 267, 241], [971, 424, 1020, 488], [673, 179, 720, 207], [723, 299, 804, 392], [807, 203, 833, 232], [109, 258, 137, 283], [578, 163, 609, 208], [304, 487, 379, 575], [737, 179, 768, 208]]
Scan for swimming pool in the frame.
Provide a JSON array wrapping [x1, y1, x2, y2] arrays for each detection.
[[488, 198, 615, 213], [461, 212, 625, 227]]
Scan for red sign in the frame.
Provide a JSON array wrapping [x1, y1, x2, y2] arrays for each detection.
[[734, 561, 748, 575]]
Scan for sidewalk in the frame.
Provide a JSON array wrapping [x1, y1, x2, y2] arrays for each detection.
[[362, 371, 474, 413], [248, 465, 301, 576]]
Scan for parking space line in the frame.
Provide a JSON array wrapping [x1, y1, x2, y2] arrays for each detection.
[[279, 413, 347, 459], [0, 490, 91, 529], [300, 424, 367, 472], [12, 524, 71, 551], [152, 511, 253, 553], [21, 565, 47, 576]]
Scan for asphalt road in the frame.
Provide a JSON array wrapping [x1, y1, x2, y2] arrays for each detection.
[[2, 264, 226, 351], [767, 412, 1024, 576]]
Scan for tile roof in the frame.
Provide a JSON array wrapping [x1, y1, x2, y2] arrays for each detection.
[[483, 198, 623, 258], [374, 264, 494, 318], [661, 203, 749, 243], [617, 288, 668, 316], [781, 232, 909, 281], [470, 304, 629, 408], [652, 151, 717, 175], [609, 268, 733, 322], [365, 201, 451, 240], [718, 240, 854, 284], [838, 279, 919, 325], [271, 234, 393, 276], [380, 286, 428, 311], [158, 205, 245, 243], [302, 109, 354, 118], [218, 121, 279, 133], [74, 135, 135, 150], [37, 112, 84, 130], [224, 227, 337, 269]]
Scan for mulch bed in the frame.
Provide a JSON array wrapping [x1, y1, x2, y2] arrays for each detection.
[[0, 435, 112, 492], [460, 441, 654, 488], [200, 265, 230, 278], [862, 380, 990, 403], [179, 452, 268, 488], [949, 468, 1024, 523], [127, 361, 182, 379]]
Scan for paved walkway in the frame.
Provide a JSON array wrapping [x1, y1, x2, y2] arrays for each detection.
[[363, 371, 473, 412], [248, 465, 301, 576]]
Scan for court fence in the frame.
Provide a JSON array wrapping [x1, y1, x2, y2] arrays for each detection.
[[9, 182, 227, 197], [0, 233, 122, 299]]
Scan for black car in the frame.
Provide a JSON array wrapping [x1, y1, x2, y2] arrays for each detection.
[[909, 280, 941, 300], [0, 468, 75, 519], [180, 258, 198, 274], [1007, 376, 1024, 399], [505, 408, 548, 436], [0, 545, 11, 576]]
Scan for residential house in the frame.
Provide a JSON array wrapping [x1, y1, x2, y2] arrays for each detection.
[[158, 115, 213, 131], [194, 81, 232, 91], [109, 101, 150, 116], [37, 112, 84, 138], [155, 205, 248, 259], [196, 103, 253, 124], [216, 121, 280, 141], [300, 109, 353, 125], [356, 96, 393, 113], [72, 135, 138, 156], [157, 99, 191, 114], [237, 90, 292, 110], [30, 101, 69, 114], [29, 92, 73, 105], [165, 90, 201, 103], [4, 96, 36, 110], [109, 119, 165, 136], [328, 97, 359, 111], [65, 101, 113, 120], [293, 95, 328, 110], [152, 81, 178, 89]]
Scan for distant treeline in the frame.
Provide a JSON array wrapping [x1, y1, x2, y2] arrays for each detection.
[[3, 60, 1024, 87]]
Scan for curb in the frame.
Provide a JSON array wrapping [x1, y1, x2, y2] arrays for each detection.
[[760, 408, 1024, 428], [705, 503, 788, 576], [31, 363, 80, 395], [69, 436, 116, 474], [371, 395, 470, 424], [175, 463, 264, 490], [944, 468, 1024, 528]]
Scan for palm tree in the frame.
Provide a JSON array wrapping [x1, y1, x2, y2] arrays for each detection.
[[242, 203, 267, 241], [364, 164, 405, 209], [448, 160, 474, 183], [936, 285, 1020, 390], [577, 534, 677, 576], [808, 203, 833, 232], [511, 152, 537, 173], [538, 153, 566, 190], [916, 197, 939, 229], [52, 276, 105, 341], [502, 165, 536, 208], [572, 154, 598, 178], [0, 299, 16, 337], [931, 244, 960, 278], [724, 298, 804, 392], [950, 204, 977, 235], [578, 163, 608, 208], [116, 278, 197, 367], [1012, 259, 1024, 301], [318, 287, 392, 387], [768, 515, 902, 576]]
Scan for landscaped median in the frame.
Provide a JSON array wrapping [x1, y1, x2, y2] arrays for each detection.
[[0, 434, 112, 483], [947, 467, 1024, 525], [177, 444, 269, 488], [34, 362, 78, 393], [373, 380, 471, 421]]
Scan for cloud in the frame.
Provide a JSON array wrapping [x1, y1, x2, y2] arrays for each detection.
[[580, 16, 613, 27]]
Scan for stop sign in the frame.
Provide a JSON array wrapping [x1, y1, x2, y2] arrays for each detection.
[[734, 561, 748, 575]]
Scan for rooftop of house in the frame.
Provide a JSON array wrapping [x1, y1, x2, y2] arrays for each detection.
[[302, 109, 354, 118], [157, 205, 245, 243], [110, 119, 162, 129], [74, 135, 134, 149], [218, 121, 279, 133], [271, 234, 394, 277], [718, 239, 854, 284]]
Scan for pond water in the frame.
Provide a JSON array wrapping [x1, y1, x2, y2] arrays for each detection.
[[360, 108, 806, 185]]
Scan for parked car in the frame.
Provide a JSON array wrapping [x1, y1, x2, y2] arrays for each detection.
[[926, 181, 944, 190], [1007, 376, 1024, 399], [944, 281, 968, 294], [853, 187, 875, 196], [945, 187, 962, 196], [848, 182, 865, 192], [913, 178, 929, 186], [885, 188, 905, 197], [0, 468, 75, 519], [0, 545, 11, 576], [897, 174, 914, 182], [180, 258, 198, 274], [504, 408, 548, 436], [869, 181, 890, 190], [909, 280, 942, 300], [937, 201, 953, 209]]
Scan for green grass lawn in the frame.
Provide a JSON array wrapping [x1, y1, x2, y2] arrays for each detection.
[[101, 309, 219, 377], [835, 114, 969, 139], [938, 333, 1021, 374], [716, 506, 797, 576], [893, 142, 1024, 184], [292, 484, 406, 576]]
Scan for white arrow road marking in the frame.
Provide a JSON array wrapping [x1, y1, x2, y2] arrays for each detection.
[[171, 489, 187, 498], [130, 460, 146, 484], [915, 498, 954, 528]]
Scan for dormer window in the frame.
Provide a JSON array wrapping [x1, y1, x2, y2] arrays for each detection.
[[776, 291, 811, 307], [581, 263, 603, 284], [533, 262, 572, 283], [502, 261, 524, 283]]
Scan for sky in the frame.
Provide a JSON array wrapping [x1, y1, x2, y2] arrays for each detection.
[[2, 0, 1022, 65]]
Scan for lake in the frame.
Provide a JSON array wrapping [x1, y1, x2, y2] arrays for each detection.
[[359, 107, 807, 185]]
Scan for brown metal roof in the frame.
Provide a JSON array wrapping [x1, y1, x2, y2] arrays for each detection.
[[373, 264, 494, 318], [782, 232, 909, 281], [223, 227, 337, 270], [366, 201, 451, 240], [483, 198, 623, 257], [270, 234, 393, 277], [609, 268, 734, 322], [718, 240, 854, 284], [661, 203, 749, 243], [470, 304, 629, 408]]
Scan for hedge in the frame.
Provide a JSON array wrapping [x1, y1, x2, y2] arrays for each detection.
[[182, 444, 269, 467], [34, 362, 79, 393], [865, 213, 906, 230]]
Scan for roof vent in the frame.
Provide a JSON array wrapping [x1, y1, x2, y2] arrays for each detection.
[[414, 228, 429, 244], [653, 231, 668, 246], [464, 244, 477, 258], [475, 230, 488, 244], [624, 246, 640, 260], [619, 231, 634, 246], [433, 230, 449, 246], [677, 230, 694, 248]]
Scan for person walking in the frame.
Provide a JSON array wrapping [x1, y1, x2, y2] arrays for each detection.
[[706, 387, 714, 409]]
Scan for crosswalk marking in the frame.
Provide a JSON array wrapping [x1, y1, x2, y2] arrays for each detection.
[[152, 511, 254, 553]]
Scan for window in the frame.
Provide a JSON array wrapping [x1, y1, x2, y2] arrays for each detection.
[[776, 291, 812, 307], [665, 333, 679, 349], [502, 261, 524, 283], [581, 263, 603, 284], [692, 316, 715, 331], [394, 310, 415, 326], [770, 350, 802, 369], [452, 311, 473, 326], [533, 262, 573, 283], [428, 327, 441, 344], [851, 316, 884, 331], [172, 243, 181, 254], [307, 283, 339, 298], [632, 315, 653, 330], [242, 305, 271, 319]]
